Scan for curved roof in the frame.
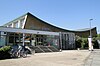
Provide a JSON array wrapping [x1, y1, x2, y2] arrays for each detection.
[[71, 27, 97, 32], [3, 12, 97, 37], [27, 12, 97, 33], [26, 12, 72, 32]]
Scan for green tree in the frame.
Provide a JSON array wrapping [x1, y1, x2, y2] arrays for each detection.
[[75, 35, 82, 48], [81, 38, 88, 49], [75, 36, 88, 49], [75, 34, 100, 49], [96, 34, 100, 40], [92, 35, 99, 49]]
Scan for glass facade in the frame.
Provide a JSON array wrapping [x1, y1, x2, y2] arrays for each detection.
[[61, 32, 75, 50], [30, 35, 59, 48], [0, 32, 6, 46], [0, 26, 75, 50], [0, 31, 60, 49]]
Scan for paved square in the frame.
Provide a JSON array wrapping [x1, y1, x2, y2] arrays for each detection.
[[0, 50, 90, 66]]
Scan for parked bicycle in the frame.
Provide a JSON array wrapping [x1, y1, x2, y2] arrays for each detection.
[[10, 45, 29, 58]]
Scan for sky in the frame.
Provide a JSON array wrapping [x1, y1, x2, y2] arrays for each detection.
[[0, 0, 100, 33]]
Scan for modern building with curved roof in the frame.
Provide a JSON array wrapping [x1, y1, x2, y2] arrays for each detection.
[[3, 12, 97, 37], [0, 12, 97, 51]]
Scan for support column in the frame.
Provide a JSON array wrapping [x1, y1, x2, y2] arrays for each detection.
[[59, 32, 62, 51], [14, 33, 15, 45], [30, 34, 32, 46], [6, 32, 9, 45], [23, 33, 25, 46], [18, 33, 20, 45]]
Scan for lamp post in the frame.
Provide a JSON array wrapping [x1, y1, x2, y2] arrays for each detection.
[[89, 19, 93, 37], [88, 19, 93, 51]]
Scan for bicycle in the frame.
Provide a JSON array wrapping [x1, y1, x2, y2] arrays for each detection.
[[10, 45, 28, 58]]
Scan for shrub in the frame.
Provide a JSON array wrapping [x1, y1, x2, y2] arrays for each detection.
[[81, 38, 88, 49], [75, 36, 88, 49], [92, 37, 99, 49], [0, 46, 11, 59], [75, 36, 82, 48], [75, 34, 100, 49]]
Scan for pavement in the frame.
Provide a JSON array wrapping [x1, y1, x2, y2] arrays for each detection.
[[84, 49, 100, 66], [0, 50, 90, 66]]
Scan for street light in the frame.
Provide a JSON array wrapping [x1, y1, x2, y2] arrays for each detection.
[[89, 19, 93, 37], [88, 19, 93, 51]]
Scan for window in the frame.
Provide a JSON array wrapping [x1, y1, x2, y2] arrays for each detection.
[[20, 18, 25, 28]]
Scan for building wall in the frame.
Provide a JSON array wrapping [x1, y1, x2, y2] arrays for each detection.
[[23, 14, 76, 49]]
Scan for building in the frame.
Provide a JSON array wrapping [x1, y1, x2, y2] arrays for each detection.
[[0, 12, 97, 52], [72, 27, 97, 38]]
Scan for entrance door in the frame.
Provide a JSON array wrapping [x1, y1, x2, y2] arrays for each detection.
[[35, 35, 44, 46]]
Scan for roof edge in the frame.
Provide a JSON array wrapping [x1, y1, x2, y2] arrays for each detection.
[[2, 12, 97, 33], [3, 12, 29, 26]]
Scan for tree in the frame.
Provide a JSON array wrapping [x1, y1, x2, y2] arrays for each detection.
[[75, 34, 100, 49], [75, 36, 88, 49], [75, 35, 82, 48], [96, 34, 100, 40]]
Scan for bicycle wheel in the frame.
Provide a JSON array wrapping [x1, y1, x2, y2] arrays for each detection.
[[21, 51, 27, 58]]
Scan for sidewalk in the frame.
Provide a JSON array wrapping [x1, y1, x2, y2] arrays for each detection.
[[84, 49, 100, 66], [0, 50, 90, 66]]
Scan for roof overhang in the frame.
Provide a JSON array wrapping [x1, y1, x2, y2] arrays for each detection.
[[0, 27, 59, 36]]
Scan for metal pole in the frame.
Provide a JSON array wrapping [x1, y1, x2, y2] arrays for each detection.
[[90, 20, 91, 37], [23, 33, 25, 46], [59, 32, 62, 51], [89, 19, 93, 51], [89, 19, 93, 37]]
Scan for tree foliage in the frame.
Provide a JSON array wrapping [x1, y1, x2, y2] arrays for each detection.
[[75, 34, 100, 49], [96, 34, 100, 40]]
